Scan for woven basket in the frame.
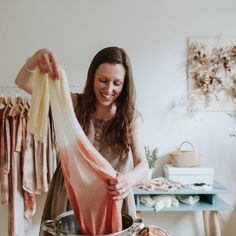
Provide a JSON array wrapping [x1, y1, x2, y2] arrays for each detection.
[[169, 141, 202, 167]]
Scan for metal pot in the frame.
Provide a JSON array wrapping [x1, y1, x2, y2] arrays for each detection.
[[41, 210, 144, 236]]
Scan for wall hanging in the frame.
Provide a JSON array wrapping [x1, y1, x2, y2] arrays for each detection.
[[187, 35, 236, 111]]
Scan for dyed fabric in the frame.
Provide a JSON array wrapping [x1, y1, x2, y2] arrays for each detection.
[[40, 110, 138, 236], [28, 69, 122, 235], [27, 73, 50, 143]]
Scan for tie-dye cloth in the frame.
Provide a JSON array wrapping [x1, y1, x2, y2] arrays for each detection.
[[28, 68, 122, 235]]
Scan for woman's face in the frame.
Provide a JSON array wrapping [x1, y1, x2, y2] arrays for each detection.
[[94, 63, 125, 107]]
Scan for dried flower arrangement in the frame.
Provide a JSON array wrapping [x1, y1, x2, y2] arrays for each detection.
[[187, 37, 236, 111]]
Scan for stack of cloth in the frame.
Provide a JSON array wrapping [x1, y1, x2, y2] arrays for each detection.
[[177, 195, 200, 205], [140, 194, 200, 211], [140, 195, 179, 212], [137, 177, 181, 192]]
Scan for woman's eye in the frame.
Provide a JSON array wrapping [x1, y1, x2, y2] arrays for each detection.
[[114, 82, 122, 86], [99, 79, 106, 83]]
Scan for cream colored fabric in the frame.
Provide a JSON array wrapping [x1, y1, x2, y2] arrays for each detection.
[[28, 69, 123, 235], [27, 71, 50, 143]]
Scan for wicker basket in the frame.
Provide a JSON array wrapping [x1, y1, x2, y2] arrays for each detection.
[[169, 141, 202, 167]]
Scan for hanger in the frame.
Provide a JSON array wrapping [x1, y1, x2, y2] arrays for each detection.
[[0, 96, 6, 109], [20, 96, 29, 117], [9, 96, 25, 117]]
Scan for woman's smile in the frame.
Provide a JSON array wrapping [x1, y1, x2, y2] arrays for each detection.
[[94, 63, 125, 107]]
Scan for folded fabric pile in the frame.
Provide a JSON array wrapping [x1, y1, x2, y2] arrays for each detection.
[[138, 177, 181, 192], [177, 195, 200, 205], [140, 195, 179, 211], [184, 183, 213, 191]]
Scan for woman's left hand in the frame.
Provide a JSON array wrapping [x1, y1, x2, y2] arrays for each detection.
[[108, 172, 130, 200]]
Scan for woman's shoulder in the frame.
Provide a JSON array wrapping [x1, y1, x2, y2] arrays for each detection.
[[132, 109, 143, 123]]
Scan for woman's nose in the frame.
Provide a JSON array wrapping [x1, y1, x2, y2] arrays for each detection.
[[106, 83, 113, 93]]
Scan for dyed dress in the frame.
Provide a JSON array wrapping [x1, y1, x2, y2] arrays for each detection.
[[40, 94, 137, 235]]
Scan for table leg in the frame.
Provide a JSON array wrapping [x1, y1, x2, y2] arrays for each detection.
[[212, 211, 221, 236], [136, 211, 141, 219], [203, 211, 210, 236]]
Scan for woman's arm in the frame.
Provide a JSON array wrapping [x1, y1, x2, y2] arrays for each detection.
[[108, 115, 149, 200], [15, 48, 60, 94], [125, 115, 149, 186], [16, 49, 79, 110]]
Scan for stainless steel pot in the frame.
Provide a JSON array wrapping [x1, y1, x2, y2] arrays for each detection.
[[41, 210, 144, 236]]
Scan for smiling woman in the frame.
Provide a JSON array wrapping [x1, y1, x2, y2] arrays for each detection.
[[15, 46, 149, 235], [94, 63, 125, 111]]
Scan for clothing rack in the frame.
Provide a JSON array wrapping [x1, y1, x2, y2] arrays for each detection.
[[0, 86, 29, 97], [0, 85, 83, 97], [0, 86, 59, 235]]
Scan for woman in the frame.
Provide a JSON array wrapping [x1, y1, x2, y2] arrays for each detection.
[[15, 47, 148, 234]]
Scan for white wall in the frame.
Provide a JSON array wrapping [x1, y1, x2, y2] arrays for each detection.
[[1, 0, 236, 235]]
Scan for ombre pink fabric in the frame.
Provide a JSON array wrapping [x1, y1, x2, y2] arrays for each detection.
[[28, 69, 122, 235]]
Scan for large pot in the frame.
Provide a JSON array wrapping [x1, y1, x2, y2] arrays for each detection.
[[41, 210, 144, 236]]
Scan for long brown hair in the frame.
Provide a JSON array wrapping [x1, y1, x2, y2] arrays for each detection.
[[76, 47, 136, 157]]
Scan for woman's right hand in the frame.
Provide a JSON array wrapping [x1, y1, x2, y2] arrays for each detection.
[[27, 48, 60, 80]]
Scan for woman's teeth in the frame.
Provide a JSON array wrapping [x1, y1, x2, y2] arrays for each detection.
[[101, 93, 112, 99]]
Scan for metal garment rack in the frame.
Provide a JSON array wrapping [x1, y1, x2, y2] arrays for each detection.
[[0, 85, 83, 97]]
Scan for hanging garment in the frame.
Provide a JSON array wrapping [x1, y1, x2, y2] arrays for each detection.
[[47, 111, 58, 182], [8, 105, 25, 236], [0, 99, 10, 205], [28, 69, 123, 235], [21, 105, 36, 222], [0, 95, 58, 236]]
